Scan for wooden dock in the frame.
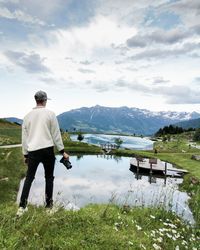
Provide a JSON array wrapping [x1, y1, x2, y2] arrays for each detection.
[[101, 143, 117, 153], [130, 157, 188, 175]]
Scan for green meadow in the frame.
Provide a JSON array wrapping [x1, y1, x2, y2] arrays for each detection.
[[0, 121, 199, 249], [0, 119, 21, 145]]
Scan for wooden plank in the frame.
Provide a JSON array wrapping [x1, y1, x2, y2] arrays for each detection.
[[130, 158, 188, 173]]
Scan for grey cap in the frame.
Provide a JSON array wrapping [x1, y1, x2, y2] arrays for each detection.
[[34, 90, 50, 101]]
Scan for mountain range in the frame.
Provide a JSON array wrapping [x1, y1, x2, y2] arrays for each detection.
[[4, 105, 200, 135], [56, 105, 200, 135], [175, 118, 200, 130]]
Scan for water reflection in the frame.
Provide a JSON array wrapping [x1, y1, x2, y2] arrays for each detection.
[[70, 133, 153, 150], [17, 155, 194, 223]]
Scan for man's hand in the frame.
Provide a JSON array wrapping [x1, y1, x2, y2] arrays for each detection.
[[63, 152, 69, 159], [24, 157, 29, 165]]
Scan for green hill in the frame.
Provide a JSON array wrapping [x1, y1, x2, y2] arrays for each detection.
[[0, 119, 21, 145], [176, 118, 200, 129]]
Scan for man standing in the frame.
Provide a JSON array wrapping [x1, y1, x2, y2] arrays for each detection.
[[17, 90, 69, 216]]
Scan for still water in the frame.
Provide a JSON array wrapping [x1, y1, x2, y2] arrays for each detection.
[[70, 133, 153, 150], [17, 155, 194, 223]]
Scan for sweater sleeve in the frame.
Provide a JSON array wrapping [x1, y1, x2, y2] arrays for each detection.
[[22, 120, 28, 155], [50, 113, 64, 152]]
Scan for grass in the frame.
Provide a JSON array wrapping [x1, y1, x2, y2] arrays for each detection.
[[0, 130, 200, 249], [114, 138, 200, 226], [63, 136, 102, 154], [0, 203, 199, 249], [0, 119, 21, 145], [0, 148, 25, 204]]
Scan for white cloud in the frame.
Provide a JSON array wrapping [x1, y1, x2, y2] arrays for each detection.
[[1, 0, 200, 117], [4, 50, 50, 73], [0, 6, 45, 25]]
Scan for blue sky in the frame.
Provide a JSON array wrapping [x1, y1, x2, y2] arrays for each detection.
[[0, 0, 200, 118]]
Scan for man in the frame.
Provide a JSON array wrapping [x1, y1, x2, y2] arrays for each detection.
[[17, 90, 69, 216]]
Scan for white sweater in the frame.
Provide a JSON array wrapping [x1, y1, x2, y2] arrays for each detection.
[[22, 106, 64, 155]]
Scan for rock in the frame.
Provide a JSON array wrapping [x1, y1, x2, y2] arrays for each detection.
[[191, 155, 200, 161], [190, 177, 199, 185]]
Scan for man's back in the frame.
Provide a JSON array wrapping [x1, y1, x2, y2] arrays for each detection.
[[22, 106, 63, 154], [17, 90, 68, 215]]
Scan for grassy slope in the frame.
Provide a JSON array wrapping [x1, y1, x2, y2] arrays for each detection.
[[1, 203, 199, 250], [0, 148, 25, 204], [63, 140, 102, 154], [0, 119, 21, 145]]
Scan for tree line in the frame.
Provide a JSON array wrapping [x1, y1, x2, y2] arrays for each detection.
[[155, 125, 195, 136]]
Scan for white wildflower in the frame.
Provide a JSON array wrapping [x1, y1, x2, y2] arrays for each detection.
[[114, 226, 118, 231], [152, 243, 161, 250], [157, 237, 163, 243], [182, 240, 188, 245], [175, 233, 180, 239], [150, 215, 156, 219], [128, 241, 133, 246], [166, 233, 172, 238], [136, 225, 142, 231], [169, 223, 177, 229], [192, 247, 197, 250], [175, 246, 180, 250], [140, 244, 146, 250], [172, 229, 177, 234]]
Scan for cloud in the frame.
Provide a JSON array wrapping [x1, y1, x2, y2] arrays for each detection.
[[39, 76, 76, 88], [0, 6, 45, 25], [163, 0, 200, 31], [151, 77, 170, 85], [112, 79, 200, 104], [155, 85, 200, 104], [0, 0, 97, 30], [192, 24, 200, 35], [114, 79, 150, 93], [4, 50, 50, 73], [195, 77, 200, 82], [128, 42, 200, 60], [39, 77, 58, 85], [92, 82, 110, 92], [127, 28, 190, 48], [78, 68, 95, 74], [80, 60, 93, 65]]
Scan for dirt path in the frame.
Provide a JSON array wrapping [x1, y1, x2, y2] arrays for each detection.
[[0, 144, 22, 148]]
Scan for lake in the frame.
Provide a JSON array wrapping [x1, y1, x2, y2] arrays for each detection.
[[17, 155, 194, 224], [70, 133, 154, 150]]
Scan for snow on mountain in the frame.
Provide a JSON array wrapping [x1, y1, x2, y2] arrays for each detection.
[[57, 105, 200, 135]]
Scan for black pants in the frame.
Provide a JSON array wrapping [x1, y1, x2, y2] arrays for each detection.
[[19, 147, 55, 208]]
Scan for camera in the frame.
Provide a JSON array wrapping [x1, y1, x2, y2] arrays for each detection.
[[60, 157, 72, 170]]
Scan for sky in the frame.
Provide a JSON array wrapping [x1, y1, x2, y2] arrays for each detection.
[[0, 0, 200, 118]]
